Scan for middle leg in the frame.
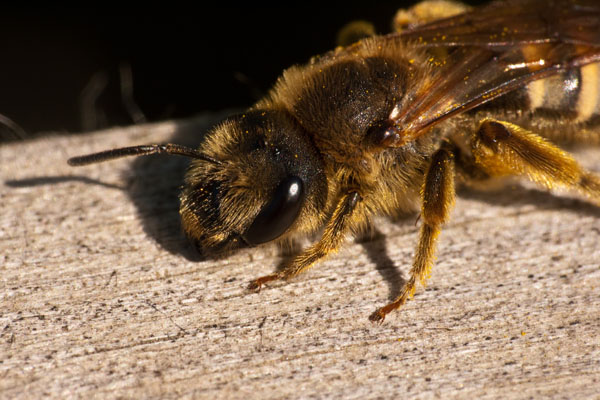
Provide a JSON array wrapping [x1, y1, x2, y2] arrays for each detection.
[[370, 143, 457, 323]]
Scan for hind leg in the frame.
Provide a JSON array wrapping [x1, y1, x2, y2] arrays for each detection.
[[471, 118, 600, 202]]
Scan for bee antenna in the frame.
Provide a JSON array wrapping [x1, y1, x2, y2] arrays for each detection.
[[67, 143, 221, 166]]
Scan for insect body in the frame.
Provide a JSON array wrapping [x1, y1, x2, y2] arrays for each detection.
[[69, 0, 600, 323]]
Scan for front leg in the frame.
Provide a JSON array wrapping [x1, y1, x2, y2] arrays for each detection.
[[370, 144, 456, 323], [249, 191, 361, 290]]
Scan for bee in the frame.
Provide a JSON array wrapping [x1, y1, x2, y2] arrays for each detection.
[[69, 0, 600, 323]]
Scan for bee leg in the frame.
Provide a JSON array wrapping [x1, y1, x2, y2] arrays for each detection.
[[336, 21, 376, 47], [370, 145, 456, 323], [248, 191, 361, 291], [471, 118, 600, 202], [393, 1, 471, 32]]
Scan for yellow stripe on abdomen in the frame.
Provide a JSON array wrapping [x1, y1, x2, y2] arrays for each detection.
[[527, 79, 546, 110], [575, 63, 599, 122]]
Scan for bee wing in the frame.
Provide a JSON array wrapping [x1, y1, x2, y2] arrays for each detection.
[[390, 0, 600, 143], [400, 0, 600, 48]]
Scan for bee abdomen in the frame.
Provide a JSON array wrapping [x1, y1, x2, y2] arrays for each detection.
[[477, 61, 600, 144], [526, 62, 600, 124]]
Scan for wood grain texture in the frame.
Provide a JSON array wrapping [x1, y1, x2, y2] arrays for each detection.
[[1, 115, 599, 399]]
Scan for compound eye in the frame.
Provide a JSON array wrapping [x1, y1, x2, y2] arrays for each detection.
[[242, 176, 304, 245]]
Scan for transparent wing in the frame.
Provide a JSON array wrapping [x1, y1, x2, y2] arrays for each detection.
[[400, 0, 600, 48], [388, 0, 600, 144]]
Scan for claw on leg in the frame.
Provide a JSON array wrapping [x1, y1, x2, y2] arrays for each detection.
[[369, 279, 414, 323], [369, 295, 408, 324], [369, 302, 401, 324], [248, 273, 280, 292]]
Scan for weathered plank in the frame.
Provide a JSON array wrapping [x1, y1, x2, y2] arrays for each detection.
[[1, 115, 599, 399]]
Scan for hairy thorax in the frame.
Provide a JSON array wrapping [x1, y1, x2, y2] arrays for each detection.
[[255, 38, 440, 222]]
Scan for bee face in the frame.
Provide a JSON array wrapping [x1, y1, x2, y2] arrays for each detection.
[[179, 109, 328, 257]]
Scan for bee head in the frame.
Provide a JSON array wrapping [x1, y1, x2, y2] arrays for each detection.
[[179, 109, 327, 257]]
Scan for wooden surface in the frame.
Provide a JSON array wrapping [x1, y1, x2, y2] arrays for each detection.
[[1, 115, 599, 399]]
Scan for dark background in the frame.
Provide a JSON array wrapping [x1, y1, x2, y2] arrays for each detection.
[[0, 3, 485, 141]]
